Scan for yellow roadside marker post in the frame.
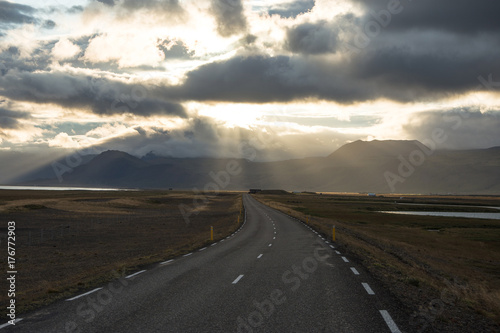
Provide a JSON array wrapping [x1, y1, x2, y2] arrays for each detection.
[[211, 226, 214, 241], [332, 225, 336, 242]]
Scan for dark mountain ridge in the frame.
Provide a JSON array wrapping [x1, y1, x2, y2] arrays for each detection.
[[11, 140, 500, 194]]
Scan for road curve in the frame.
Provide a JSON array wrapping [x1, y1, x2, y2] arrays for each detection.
[[3, 194, 409, 332]]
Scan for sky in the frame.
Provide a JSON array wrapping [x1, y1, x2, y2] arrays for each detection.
[[1, 0, 500, 179]]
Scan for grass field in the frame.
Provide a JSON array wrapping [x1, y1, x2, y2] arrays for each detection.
[[0, 190, 243, 313], [254, 192, 500, 332]]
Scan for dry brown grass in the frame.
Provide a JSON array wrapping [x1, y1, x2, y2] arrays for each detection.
[[0, 190, 243, 313], [254, 193, 500, 332]]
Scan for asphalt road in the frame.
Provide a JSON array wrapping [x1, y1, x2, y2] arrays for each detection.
[[3, 194, 409, 332]]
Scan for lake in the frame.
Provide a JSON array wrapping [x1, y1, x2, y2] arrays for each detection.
[[381, 211, 500, 220]]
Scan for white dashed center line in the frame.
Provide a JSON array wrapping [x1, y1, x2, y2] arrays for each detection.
[[232, 275, 244, 284], [379, 310, 401, 333], [66, 288, 102, 301], [257, 254, 263, 259], [160, 259, 174, 265], [350, 267, 360, 275], [341, 257, 349, 263], [126, 270, 147, 279], [362, 283, 375, 295]]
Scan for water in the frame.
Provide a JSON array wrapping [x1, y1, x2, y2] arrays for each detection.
[[0, 186, 127, 191], [381, 211, 500, 220]]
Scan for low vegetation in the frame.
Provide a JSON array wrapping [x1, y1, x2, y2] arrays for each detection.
[[254, 192, 500, 332], [0, 190, 243, 313]]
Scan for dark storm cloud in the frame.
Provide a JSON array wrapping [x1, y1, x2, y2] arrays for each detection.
[[349, 42, 500, 98], [96, 0, 115, 6], [43, 19, 56, 29], [90, 0, 189, 25], [119, 0, 183, 12], [92, 0, 186, 22], [0, 43, 54, 73], [168, 55, 307, 102], [0, 107, 29, 129], [163, 49, 500, 104], [268, 0, 315, 18], [210, 0, 248, 37], [241, 34, 257, 45], [286, 21, 338, 55], [67, 6, 84, 14], [163, 0, 500, 105], [403, 109, 500, 149], [157, 39, 195, 59], [106, 0, 185, 17], [0, 1, 36, 25], [0, 70, 186, 118], [165, 55, 377, 103], [351, 0, 500, 34]]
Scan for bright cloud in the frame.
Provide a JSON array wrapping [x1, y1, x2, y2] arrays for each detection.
[[0, 0, 499, 174], [52, 38, 81, 61]]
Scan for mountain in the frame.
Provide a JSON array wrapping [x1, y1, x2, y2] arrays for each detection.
[[8, 153, 97, 184], [11, 141, 500, 194], [61, 151, 149, 186], [328, 140, 425, 161]]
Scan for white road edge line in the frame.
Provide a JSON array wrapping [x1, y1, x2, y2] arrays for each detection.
[[350, 267, 360, 275], [126, 270, 147, 279], [257, 254, 263, 259], [342, 256, 349, 263], [183, 253, 193, 257], [199, 247, 207, 251], [211, 243, 218, 246], [232, 274, 244, 284], [160, 259, 174, 265], [362, 282, 375, 295], [269, 243, 272, 247], [335, 250, 341, 255], [380, 310, 402, 333], [0, 318, 23, 329], [66, 288, 102, 301], [329, 245, 335, 249]]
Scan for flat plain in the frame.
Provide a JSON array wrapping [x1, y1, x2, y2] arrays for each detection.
[[0, 190, 242, 313]]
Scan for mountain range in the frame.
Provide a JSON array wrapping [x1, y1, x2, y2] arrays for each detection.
[[11, 140, 500, 194]]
